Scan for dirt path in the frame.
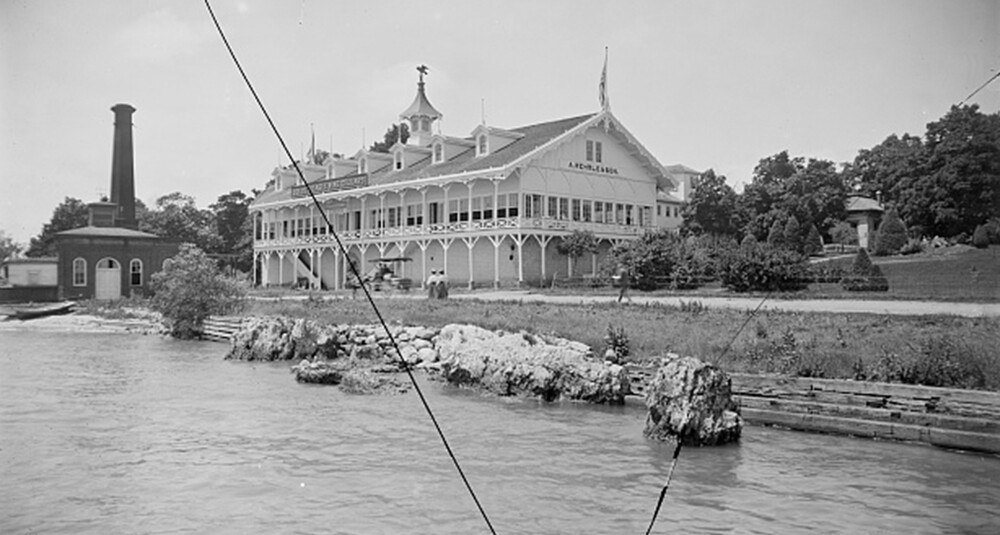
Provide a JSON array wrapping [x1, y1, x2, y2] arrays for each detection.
[[452, 291, 1000, 318]]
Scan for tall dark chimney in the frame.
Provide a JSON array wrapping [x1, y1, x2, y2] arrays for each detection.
[[110, 103, 137, 229]]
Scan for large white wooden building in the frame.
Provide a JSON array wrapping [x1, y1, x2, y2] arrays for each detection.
[[250, 70, 699, 289]]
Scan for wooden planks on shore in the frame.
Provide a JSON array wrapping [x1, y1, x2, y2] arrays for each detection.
[[626, 364, 1000, 454], [202, 316, 246, 342]]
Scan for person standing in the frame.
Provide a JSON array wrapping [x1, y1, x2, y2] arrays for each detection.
[[437, 270, 449, 299], [426, 270, 439, 299]]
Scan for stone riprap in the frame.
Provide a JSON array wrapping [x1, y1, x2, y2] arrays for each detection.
[[225, 317, 440, 365], [226, 318, 630, 403], [433, 324, 631, 403], [643, 354, 742, 446]]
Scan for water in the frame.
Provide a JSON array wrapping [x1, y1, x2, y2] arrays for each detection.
[[1, 330, 998, 534]]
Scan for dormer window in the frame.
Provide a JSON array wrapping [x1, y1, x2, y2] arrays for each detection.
[[359, 158, 367, 174], [586, 140, 603, 163], [394, 151, 403, 170], [477, 134, 488, 157], [433, 143, 443, 164]]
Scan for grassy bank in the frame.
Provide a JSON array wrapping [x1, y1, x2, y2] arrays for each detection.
[[247, 295, 1000, 391]]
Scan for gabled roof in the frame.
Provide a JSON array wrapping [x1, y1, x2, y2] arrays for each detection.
[[253, 110, 677, 206]]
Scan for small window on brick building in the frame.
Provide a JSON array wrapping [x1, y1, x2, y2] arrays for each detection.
[[73, 258, 86, 287], [130, 259, 143, 286]]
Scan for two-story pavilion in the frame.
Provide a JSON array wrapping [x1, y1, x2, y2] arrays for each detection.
[[250, 70, 693, 290]]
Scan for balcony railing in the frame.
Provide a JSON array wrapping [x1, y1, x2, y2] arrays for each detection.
[[255, 217, 646, 247]]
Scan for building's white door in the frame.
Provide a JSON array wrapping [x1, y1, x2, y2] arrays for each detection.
[[95, 258, 121, 300]]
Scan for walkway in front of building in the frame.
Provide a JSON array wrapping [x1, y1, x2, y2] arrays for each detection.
[[450, 290, 1000, 318]]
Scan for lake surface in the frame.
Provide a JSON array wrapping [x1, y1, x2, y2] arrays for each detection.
[[1, 329, 998, 534]]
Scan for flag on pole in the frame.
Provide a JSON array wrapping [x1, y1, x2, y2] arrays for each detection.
[[598, 47, 609, 111]]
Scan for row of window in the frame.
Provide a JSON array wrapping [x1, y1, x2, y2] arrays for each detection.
[[257, 192, 656, 240], [71, 258, 143, 287], [389, 136, 602, 172], [658, 204, 681, 218]]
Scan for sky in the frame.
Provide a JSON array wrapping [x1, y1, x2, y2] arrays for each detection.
[[1, 0, 998, 245]]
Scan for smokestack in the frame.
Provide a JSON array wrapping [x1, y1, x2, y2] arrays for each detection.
[[110, 103, 137, 229]]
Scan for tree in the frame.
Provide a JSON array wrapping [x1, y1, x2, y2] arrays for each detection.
[[844, 133, 924, 201], [139, 192, 220, 252], [150, 244, 247, 339], [804, 223, 823, 256], [766, 217, 786, 249], [913, 104, 1000, 237], [26, 197, 89, 257], [0, 230, 23, 261], [783, 215, 803, 254], [369, 123, 410, 153], [830, 221, 858, 247], [680, 169, 741, 236], [737, 152, 848, 243], [556, 230, 599, 277], [872, 208, 908, 256], [209, 190, 253, 271]]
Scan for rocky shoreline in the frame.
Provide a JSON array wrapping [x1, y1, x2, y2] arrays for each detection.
[[224, 316, 742, 445]]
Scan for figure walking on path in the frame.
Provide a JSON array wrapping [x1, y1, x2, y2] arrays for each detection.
[[436, 271, 450, 299], [614, 264, 632, 304]]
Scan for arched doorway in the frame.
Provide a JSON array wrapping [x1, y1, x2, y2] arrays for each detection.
[[95, 257, 121, 300]]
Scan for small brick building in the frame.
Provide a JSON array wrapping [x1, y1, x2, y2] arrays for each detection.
[[55, 104, 179, 300]]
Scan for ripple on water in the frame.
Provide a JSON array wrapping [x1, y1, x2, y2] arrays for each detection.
[[1, 330, 999, 534]]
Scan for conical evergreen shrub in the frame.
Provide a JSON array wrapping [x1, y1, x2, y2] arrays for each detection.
[[767, 218, 786, 249], [783, 215, 803, 253], [841, 248, 889, 292], [804, 223, 823, 256], [873, 208, 907, 256]]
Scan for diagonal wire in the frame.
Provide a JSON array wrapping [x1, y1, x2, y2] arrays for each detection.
[[644, 293, 769, 534], [202, 2, 497, 533], [958, 69, 1000, 107]]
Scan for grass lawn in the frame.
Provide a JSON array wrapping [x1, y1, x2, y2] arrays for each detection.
[[808, 245, 1000, 302], [246, 295, 1000, 391]]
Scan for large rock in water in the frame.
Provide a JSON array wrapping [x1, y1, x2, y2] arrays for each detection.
[[434, 324, 630, 403], [643, 355, 742, 446]]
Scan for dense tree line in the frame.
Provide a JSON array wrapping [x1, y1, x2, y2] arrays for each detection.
[[24, 190, 255, 272], [684, 104, 1000, 246]]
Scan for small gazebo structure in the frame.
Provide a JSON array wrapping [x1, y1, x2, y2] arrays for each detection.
[[845, 196, 884, 250]]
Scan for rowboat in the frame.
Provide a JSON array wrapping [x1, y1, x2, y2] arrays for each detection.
[[4, 301, 75, 321]]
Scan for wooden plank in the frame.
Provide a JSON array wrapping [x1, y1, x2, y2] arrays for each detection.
[[731, 373, 1000, 406], [741, 407, 1000, 454], [737, 397, 1000, 434]]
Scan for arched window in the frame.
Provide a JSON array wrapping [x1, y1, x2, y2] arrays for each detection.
[[359, 158, 367, 173], [394, 151, 403, 170], [130, 259, 143, 286], [420, 118, 430, 132], [433, 143, 443, 163], [72, 257, 86, 287], [477, 134, 488, 156]]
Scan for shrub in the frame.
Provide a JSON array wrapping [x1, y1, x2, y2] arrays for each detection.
[[840, 248, 889, 292], [783, 215, 803, 253], [830, 220, 858, 247], [972, 225, 989, 249], [151, 244, 248, 339], [717, 242, 808, 292], [603, 324, 630, 364], [803, 224, 823, 256], [873, 208, 908, 256], [899, 238, 925, 255], [766, 218, 786, 249], [984, 218, 1000, 244]]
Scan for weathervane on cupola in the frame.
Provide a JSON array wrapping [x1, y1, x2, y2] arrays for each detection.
[[399, 64, 443, 147]]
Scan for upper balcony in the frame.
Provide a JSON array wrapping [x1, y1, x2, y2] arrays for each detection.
[[254, 216, 648, 248]]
